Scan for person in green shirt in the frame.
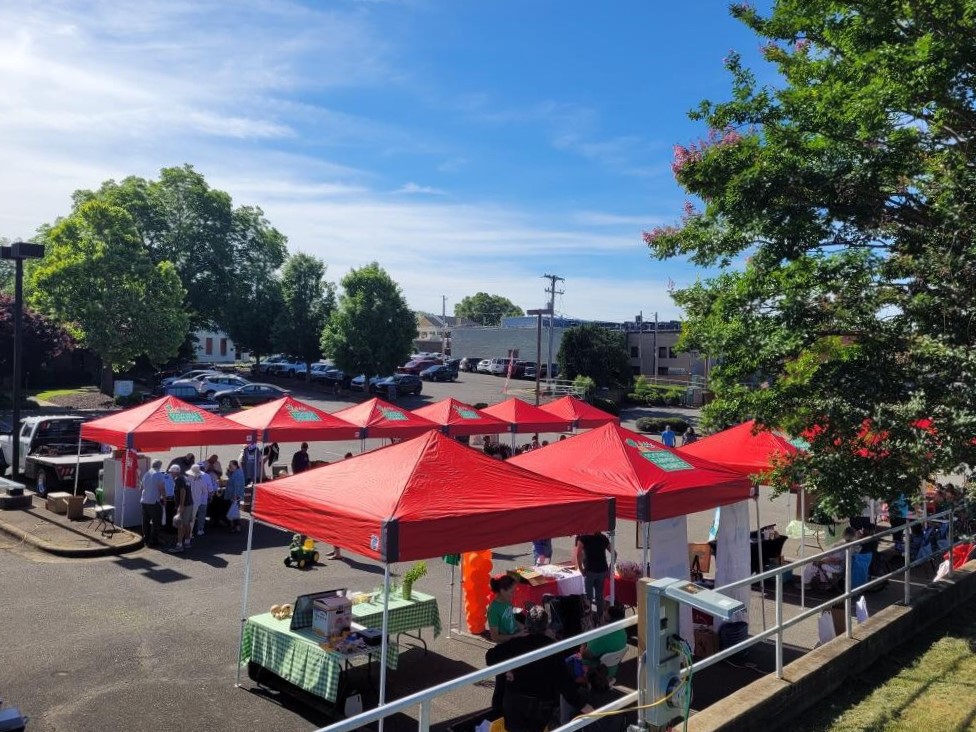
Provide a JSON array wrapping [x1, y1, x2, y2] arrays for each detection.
[[487, 574, 525, 643], [580, 604, 628, 678]]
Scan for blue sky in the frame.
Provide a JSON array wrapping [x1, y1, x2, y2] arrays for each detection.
[[0, 1, 768, 321]]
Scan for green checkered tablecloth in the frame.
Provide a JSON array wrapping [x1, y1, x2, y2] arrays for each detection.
[[352, 590, 442, 638], [240, 613, 398, 702]]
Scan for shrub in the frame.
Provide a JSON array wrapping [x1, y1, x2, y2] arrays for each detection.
[[573, 375, 596, 399], [114, 393, 143, 407], [635, 417, 690, 434], [627, 382, 688, 407]]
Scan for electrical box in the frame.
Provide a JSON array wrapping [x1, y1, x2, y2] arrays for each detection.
[[637, 577, 745, 731]]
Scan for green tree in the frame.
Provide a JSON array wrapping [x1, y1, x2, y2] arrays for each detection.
[[321, 262, 417, 381], [70, 165, 287, 331], [454, 292, 523, 326], [557, 324, 631, 388], [274, 253, 336, 380], [644, 0, 976, 515], [30, 200, 188, 392]]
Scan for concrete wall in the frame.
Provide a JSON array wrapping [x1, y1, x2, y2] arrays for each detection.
[[451, 326, 569, 364], [688, 560, 976, 732]]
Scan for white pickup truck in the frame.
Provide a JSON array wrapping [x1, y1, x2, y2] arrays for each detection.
[[0, 415, 106, 495]]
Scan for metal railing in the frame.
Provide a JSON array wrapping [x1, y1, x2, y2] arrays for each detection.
[[307, 507, 968, 732]]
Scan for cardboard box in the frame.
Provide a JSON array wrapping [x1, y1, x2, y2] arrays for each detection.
[[45, 492, 72, 515], [312, 597, 351, 638]]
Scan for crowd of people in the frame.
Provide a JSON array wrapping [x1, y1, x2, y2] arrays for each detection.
[[483, 531, 627, 732], [138, 451, 247, 551]]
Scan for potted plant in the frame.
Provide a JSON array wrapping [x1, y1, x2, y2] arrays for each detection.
[[401, 561, 428, 600]]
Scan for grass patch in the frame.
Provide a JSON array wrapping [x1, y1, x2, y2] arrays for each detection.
[[795, 601, 976, 731], [32, 388, 87, 401]]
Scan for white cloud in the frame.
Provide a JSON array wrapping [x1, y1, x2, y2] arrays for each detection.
[[395, 182, 446, 195]]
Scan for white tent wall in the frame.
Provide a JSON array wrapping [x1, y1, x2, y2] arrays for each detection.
[[713, 500, 751, 633], [648, 514, 694, 648]]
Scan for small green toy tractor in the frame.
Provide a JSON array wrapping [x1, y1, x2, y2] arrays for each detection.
[[284, 533, 320, 569]]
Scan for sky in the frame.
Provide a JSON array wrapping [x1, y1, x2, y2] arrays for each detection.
[[0, 0, 770, 322]]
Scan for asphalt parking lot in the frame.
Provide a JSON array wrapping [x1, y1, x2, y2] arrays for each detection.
[[0, 374, 816, 732]]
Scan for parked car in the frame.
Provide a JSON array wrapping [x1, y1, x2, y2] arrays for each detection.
[[212, 383, 290, 408], [173, 374, 251, 397], [459, 357, 480, 373], [149, 384, 221, 411], [372, 373, 423, 396], [310, 365, 348, 387], [488, 357, 517, 376], [523, 363, 559, 379], [268, 358, 307, 378], [420, 364, 457, 382], [512, 361, 534, 379], [398, 358, 441, 375], [350, 374, 385, 392], [161, 368, 218, 387], [255, 356, 285, 375], [476, 359, 492, 373]]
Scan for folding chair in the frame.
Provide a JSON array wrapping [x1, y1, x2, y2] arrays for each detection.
[[84, 490, 116, 536]]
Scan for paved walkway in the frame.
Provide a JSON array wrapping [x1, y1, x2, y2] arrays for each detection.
[[0, 492, 143, 557]]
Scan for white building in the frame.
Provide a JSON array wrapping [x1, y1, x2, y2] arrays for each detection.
[[192, 330, 249, 364]]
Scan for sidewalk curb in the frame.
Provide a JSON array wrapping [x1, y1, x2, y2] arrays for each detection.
[[0, 518, 144, 558]]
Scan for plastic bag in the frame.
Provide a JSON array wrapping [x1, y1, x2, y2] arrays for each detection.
[[818, 611, 836, 645], [855, 595, 869, 624], [934, 558, 951, 582]]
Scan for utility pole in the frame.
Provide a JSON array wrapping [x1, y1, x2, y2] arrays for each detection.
[[542, 274, 564, 378], [441, 295, 448, 355], [652, 312, 659, 384], [636, 311, 643, 376]]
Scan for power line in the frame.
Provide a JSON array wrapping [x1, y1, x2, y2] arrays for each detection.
[[543, 273, 564, 370]]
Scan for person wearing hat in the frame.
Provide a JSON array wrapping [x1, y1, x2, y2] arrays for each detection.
[[139, 460, 166, 547], [187, 463, 211, 538], [486, 606, 592, 732], [169, 464, 194, 552]]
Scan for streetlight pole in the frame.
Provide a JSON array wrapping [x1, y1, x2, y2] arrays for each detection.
[[527, 308, 553, 406], [2, 242, 45, 481]]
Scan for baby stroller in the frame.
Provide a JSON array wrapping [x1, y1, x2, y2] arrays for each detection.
[[543, 594, 592, 639]]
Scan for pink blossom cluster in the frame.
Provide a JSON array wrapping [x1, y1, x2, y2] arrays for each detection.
[[671, 127, 744, 175], [794, 38, 811, 53], [642, 225, 680, 246]]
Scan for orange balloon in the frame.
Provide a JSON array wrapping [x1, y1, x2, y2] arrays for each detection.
[[462, 549, 493, 634]]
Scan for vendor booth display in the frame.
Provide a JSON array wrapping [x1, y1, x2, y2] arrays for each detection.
[[225, 396, 361, 443], [481, 398, 574, 435], [537, 396, 618, 429], [78, 397, 255, 527], [411, 398, 509, 437], [243, 430, 616, 711]]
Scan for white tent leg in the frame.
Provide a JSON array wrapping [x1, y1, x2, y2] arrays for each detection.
[[378, 562, 392, 732], [235, 481, 258, 687], [755, 495, 766, 631], [800, 488, 806, 609], [642, 522, 650, 577], [72, 436, 83, 495]]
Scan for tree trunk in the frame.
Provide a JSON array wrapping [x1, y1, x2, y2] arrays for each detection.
[[100, 361, 115, 396]]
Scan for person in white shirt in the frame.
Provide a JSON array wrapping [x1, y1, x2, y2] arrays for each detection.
[[186, 464, 211, 539], [139, 460, 166, 547]]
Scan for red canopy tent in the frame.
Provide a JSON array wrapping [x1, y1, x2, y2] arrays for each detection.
[[253, 429, 615, 561], [245, 429, 615, 708], [224, 396, 361, 443], [510, 422, 753, 522], [411, 398, 509, 437], [80, 396, 255, 450], [332, 397, 438, 440], [538, 396, 618, 429], [677, 419, 800, 477], [481, 397, 574, 434]]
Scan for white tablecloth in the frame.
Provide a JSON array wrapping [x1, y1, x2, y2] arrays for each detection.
[[535, 564, 585, 595]]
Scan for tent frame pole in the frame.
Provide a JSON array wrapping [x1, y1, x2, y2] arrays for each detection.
[[755, 493, 766, 631], [72, 436, 82, 495], [800, 488, 806, 609], [378, 562, 392, 732], [609, 529, 616, 606], [236, 437, 262, 687]]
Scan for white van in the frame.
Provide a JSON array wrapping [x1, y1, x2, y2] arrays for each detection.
[[488, 357, 517, 376]]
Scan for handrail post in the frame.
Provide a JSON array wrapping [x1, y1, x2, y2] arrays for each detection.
[[903, 522, 911, 606], [948, 506, 955, 579], [775, 571, 783, 679], [419, 700, 431, 732], [844, 546, 852, 638]]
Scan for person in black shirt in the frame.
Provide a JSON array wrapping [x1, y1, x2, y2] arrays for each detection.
[[575, 532, 612, 620], [291, 443, 310, 475], [487, 606, 592, 732]]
